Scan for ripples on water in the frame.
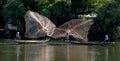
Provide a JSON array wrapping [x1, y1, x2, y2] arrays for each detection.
[[0, 39, 120, 61]]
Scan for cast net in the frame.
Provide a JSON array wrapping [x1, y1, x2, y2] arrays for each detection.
[[51, 19, 93, 42], [25, 10, 56, 38]]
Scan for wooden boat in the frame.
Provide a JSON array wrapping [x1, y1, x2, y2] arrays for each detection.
[[15, 39, 49, 44], [70, 41, 115, 45], [15, 39, 115, 45]]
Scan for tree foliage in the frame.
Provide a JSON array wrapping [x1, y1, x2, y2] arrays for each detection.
[[0, 0, 99, 26], [48, 1, 72, 25], [71, 0, 98, 14], [1, 0, 25, 25], [94, 0, 120, 41]]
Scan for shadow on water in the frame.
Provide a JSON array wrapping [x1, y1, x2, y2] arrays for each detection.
[[0, 39, 120, 61]]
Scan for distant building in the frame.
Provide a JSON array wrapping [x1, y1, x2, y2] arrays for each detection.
[[5, 23, 17, 30]]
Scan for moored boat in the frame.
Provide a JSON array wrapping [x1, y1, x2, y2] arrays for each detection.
[[15, 39, 49, 44], [70, 41, 115, 45]]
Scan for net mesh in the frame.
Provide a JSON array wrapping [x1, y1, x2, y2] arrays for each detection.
[[24, 10, 93, 41], [51, 19, 82, 38], [51, 19, 93, 42], [25, 10, 56, 38], [70, 19, 93, 42]]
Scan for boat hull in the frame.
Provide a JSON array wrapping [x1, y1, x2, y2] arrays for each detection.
[[15, 40, 49, 44], [70, 41, 115, 45]]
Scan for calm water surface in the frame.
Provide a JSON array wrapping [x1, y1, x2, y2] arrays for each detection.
[[0, 39, 120, 61]]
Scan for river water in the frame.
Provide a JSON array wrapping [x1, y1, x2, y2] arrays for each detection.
[[0, 39, 120, 61]]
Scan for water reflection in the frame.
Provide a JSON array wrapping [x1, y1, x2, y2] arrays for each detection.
[[18, 44, 89, 61], [16, 45, 20, 61], [22, 44, 54, 61], [0, 42, 120, 61]]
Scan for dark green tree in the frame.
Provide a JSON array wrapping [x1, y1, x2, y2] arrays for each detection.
[[48, 1, 72, 26], [20, 0, 44, 12], [1, 0, 25, 30], [71, 0, 97, 15], [94, 0, 120, 41]]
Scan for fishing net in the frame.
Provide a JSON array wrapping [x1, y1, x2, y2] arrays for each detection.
[[52, 19, 93, 42], [58, 19, 83, 30], [51, 19, 82, 39], [25, 10, 56, 38], [70, 19, 93, 42], [51, 28, 66, 39]]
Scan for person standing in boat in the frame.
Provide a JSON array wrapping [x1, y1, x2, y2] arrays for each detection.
[[104, 35, 109, 42], [66, 32, 70, 42], [16, 31, 20, 40]]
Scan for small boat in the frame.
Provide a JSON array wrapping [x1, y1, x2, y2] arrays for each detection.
[[70, 41, 115, 45], [15, 39, 49, 44]]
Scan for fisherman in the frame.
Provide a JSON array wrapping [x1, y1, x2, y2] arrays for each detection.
[[65, 32, 70, 42], [16, 31, 20, 40], [104, 35, 109, 42]]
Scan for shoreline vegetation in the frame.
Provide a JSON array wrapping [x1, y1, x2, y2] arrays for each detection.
[[0, 0, 120, 41]]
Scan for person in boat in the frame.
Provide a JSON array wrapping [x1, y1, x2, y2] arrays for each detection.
[[65, 32, 70, 42], [16, 31, 20, 40], [104, 35, 109, 42]]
